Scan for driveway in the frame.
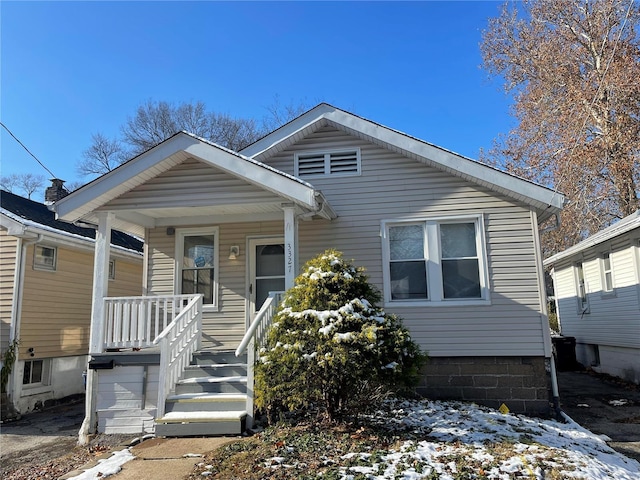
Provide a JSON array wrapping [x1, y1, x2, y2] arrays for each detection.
[[557, 370, 640, 462], [0, 400, 86, 474]]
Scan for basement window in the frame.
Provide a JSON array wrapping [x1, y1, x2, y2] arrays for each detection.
[[22, 359, 51, 387], [295, 148, 361, 177]]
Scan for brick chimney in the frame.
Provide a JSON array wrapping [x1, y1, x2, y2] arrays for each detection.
[[44, 178, 69, 205]]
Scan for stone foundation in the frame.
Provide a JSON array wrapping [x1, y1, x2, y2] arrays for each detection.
[[417, 356, 552, 416]]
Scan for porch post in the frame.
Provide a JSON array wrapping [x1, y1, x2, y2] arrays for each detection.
[[89, 212, 113, 353], [283, 205, 297, 289]]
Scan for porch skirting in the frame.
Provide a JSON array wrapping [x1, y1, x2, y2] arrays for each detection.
[[417, 356, 552, 416]]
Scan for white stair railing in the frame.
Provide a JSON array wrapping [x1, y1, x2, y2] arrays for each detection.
[[103, 295, 198, 350], [235, 291, 283, 429], [154, 294, 203, 418]]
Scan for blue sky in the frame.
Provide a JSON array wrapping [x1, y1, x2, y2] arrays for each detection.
[[1, 1, 513, 198]]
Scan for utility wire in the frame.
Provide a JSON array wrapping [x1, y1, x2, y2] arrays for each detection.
[[1, 121, 57, 178]]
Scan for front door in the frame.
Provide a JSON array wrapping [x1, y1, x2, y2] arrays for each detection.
[[248, 237, 285, 324]]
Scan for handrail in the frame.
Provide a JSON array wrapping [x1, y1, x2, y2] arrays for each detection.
[[155, 294, 203, 419], [235, 291, 283, 429], [235, 292, 282, 357]]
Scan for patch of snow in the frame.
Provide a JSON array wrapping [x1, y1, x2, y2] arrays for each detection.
[[65, 448, 134, 480]]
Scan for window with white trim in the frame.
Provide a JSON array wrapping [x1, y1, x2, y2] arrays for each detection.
[[34, 245, 56, 271], [176, 228, 219, 307], [22, 359, 50, 386], [575, 261, 589, 313], [295, 148, 361, 177], [382, 216, 489, 305], [601, 251, 613, 293]]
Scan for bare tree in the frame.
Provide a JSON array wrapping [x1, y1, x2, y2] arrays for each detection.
[[80, 98, 313, 178], [77, 133, 129, 177], [481, 0, 640, 255], [0, 173, 46, 199]]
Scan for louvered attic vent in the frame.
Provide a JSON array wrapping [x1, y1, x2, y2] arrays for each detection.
[[295, 149, 361, 177]]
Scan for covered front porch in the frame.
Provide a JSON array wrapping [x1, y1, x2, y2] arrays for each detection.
[[53, 132, 336, 436]]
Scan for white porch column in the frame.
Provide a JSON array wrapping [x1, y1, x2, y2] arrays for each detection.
[[283, 205, 297, 289], [89, 212, 113, 353]]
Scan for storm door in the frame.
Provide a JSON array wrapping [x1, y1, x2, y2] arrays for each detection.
[[248, 237, 285, 323]]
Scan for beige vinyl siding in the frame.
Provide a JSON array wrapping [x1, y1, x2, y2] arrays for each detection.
[[147, 221, 283, 350], [0, 230, 17, 350], [19, 244, 142, 360], [553, 230, 640, 349], [263, 125, 547, 357], [108, 157, 285, 210]]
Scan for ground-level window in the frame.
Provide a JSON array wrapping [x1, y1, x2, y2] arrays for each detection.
[[176, 227, 219, 306], [34, 245, 57, 271], [22, 359, 50, 386], [382, 215, 489, 305]]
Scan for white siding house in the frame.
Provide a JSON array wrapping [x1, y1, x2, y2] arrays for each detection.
[[545, 211, 640, 384], [53, 104, 565, 436]]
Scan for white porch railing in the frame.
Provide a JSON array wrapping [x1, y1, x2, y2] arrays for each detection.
[[103, 295, 199, 350], [235, 291, 283, 429], [153, 294, 203, 418]]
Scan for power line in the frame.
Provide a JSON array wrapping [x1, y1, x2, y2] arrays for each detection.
[[1, 121, 58, 178]]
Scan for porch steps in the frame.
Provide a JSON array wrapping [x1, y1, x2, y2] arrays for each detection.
[[155, 350, 249, 437]]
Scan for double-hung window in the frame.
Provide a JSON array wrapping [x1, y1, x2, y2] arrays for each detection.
[[601, 252, 613, 293], [176, 227, 219, 308], [383, 215, 488, 305]]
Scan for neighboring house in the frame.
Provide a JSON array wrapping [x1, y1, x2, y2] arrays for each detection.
[[544, 211, 640, 384], [0, 188, 143, 415], [53, 104, 564, 436]]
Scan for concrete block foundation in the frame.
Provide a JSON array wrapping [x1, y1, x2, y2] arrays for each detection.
[[417, 356, 552, 416]]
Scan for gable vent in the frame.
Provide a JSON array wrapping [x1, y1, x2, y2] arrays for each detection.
[[295, 149, 361, 177]]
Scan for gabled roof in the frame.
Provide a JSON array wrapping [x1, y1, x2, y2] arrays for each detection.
[[241, 103, 565, 222], [1, 190, 143, 253], [54, 132, 335, 235], [544, 210, 640, 266]]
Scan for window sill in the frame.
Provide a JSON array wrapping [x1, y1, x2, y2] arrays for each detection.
[[202, 304, 220, 313], [385, 299, 491, 308], [21, 384, 52, 396]]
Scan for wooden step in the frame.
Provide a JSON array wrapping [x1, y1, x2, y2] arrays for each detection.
[[165, 393, 247, 413], [174, 376, 247, 395], [155, 410, 247, 437]]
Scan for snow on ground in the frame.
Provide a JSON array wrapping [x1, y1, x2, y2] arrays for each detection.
[[356, 399, 640, 479], [67, 399, 640, 479], [65, 448, 134, 480]]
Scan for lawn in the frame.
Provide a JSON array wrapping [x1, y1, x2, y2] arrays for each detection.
[[186, 398, 640, 479]]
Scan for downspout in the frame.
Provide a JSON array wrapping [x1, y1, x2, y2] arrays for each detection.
[[8, 233, 43, 409], [532, 211, 562, 420]]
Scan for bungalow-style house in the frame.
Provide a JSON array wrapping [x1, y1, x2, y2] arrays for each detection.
[[53, 104, 565, 437], [0, 187, 143, 416], [544, 211, 640, 384]]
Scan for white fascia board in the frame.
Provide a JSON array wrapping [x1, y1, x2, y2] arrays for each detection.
[[0, 211, 141, 259], [240, 104, 334, 158], [54, 134, 199, 223], [184, 142, 317, 210], [544, 211, 640, 266], [242, 103, 564, 214], [321, 109, 565, 212]]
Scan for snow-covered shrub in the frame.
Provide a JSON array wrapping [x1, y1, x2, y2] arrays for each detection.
[[254, 250, 427, 422]]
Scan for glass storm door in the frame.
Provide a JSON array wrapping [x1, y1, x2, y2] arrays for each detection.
[[249, 238, 285, 321]]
